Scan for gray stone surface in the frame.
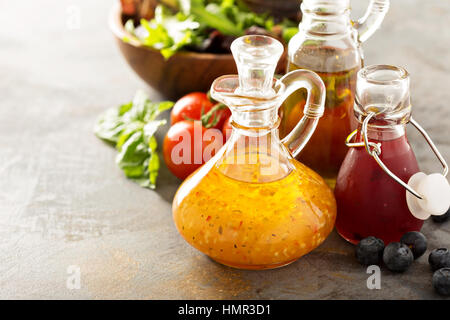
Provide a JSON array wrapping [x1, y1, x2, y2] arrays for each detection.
[[0, 0, 448, 299]]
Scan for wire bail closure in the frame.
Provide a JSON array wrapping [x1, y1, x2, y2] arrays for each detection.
[[345, 112, 449, 200]]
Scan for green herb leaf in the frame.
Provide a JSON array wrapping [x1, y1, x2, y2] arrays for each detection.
[[94, 108, 126, 145], [94, 91, 173, 189], [148, 136, 160, 188], [282, 27, 298, 43], [189, 0, 243, 36]]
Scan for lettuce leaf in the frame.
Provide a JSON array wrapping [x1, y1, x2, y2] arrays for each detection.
[[124, 0, 291, 59]]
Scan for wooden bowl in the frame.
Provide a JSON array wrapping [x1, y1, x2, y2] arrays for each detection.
[[109, 2, 237, 100]]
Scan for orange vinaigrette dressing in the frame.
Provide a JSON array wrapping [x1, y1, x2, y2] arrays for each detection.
[[173, 155, 336, 270]]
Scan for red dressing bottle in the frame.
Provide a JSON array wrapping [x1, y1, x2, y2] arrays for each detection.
[[335, 65, 450, 244]]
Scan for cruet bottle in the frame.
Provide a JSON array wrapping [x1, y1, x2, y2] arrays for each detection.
[[335, 65, 450, 245], [280, 0, 390, 186], [172, 35, 337, 270]]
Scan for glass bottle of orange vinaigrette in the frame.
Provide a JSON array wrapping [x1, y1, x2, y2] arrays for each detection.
[[335, 65, 450, 245], [172, 35, 336, 270], [280, 0, 390, 187]]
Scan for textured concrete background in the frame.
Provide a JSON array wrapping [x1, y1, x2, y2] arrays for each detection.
[[0, 0, 449, 299]]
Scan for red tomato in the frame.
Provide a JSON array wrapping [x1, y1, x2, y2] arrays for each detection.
[[163, 120, 224, 180], [170, 92, 230, 130], [171, 92, 213, 125], [222, 116, 232, 142], [211, 104, 231, 130]]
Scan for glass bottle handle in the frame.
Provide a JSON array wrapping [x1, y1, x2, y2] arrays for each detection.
[[280, 70, 326, 158], [354, 0, 390, 43]]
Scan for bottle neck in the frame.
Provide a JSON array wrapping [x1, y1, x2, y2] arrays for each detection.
[[358, 123, 407, 142], [231, 107, 279, 131], [300, 1, 353, 37], [219, 112, 293, 183]]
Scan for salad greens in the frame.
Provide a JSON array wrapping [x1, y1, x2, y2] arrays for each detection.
[[124, 0, 298, 59], [94, 90, 173, 189]]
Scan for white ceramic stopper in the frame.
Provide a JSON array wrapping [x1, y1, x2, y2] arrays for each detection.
[[406, 172, 450, 220]]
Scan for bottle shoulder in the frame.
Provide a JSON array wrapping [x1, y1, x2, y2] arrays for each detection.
[[340, 134, 419, 179], [288, 31, 362, 73]]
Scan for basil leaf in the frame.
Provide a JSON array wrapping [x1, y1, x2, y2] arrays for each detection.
[[122, 165, 146, 178], [116, 131, 146, 166], [94, 114, 125, 144], [148, 137, 160, 189], [94, 90, 173, 189], [143, 120, 167, 142], [116, 121, 145, 150]]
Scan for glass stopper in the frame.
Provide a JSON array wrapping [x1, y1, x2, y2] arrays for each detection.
[[230, 35, 284, 98]]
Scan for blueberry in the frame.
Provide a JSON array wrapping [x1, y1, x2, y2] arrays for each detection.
[[400, 231, 427, 259], [432, 206, 450, 223], [355, 236, 385, 265], [432, 268, 450, 296], [383, 242, 414, 272], [428, 248, 450, 271]]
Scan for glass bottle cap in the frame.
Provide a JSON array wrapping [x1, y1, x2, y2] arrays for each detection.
[[230, 35, 283, 98]]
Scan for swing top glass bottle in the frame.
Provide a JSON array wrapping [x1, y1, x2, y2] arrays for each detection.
[[335, 65, 423, 244]]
